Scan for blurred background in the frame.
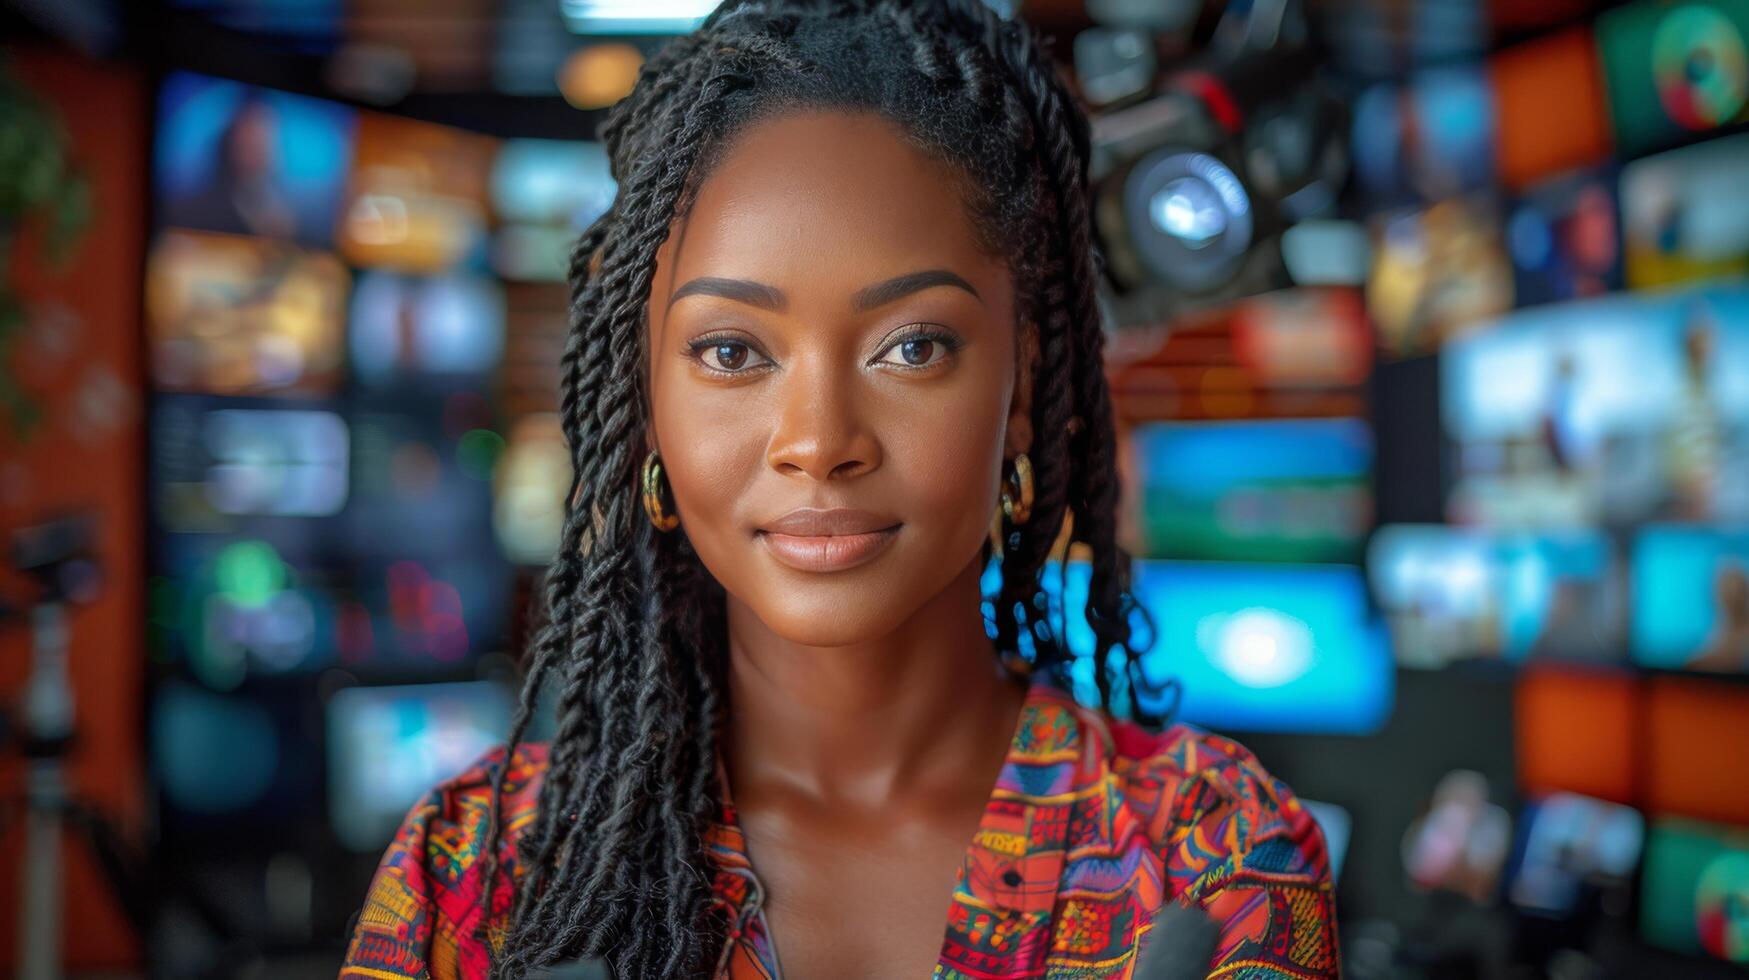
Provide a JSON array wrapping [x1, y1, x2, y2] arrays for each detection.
[[0, 0, 1746, 976]]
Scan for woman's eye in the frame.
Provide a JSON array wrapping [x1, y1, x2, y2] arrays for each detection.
[[697, 340, 766, 372], [877, 336, 949, 368]]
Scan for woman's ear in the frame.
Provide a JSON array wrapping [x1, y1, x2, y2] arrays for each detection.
[[1006, 319, 1040, 458]]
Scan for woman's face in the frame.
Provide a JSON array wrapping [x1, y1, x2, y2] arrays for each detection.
[[646, 109, 1029, 647]]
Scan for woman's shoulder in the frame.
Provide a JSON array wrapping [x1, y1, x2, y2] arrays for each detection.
[[1030, 683, 1338, 972], [1113, 713, 1309, 825], [342, 743, 554, 978], [423, 742, 552, 819], [366, 741, 552, 887], [412, 742, 549, 857], [1030, 680, 1329, 880], [1028, 678, 1290, 789]]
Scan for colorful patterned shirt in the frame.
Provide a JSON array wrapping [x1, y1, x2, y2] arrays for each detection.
[[341, 674, 1339, 978]]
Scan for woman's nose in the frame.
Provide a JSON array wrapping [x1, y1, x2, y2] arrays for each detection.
[[764, 356, 882, 482]]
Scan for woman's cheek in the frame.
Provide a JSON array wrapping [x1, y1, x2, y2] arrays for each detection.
[[887, 391, 1008, 533], [654, 381, 768, 532]]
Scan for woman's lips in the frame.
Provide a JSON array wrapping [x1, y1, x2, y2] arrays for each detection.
[[757, 527, 899, 572], [755, 508, 901, 572]]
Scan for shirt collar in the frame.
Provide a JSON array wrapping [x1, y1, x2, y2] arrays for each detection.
[[701, 669, 1099, 919]]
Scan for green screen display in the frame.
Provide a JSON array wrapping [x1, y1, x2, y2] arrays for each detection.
[[1596, 0, 1749, 155], [1642, 818, 1749, 963], [1128, 418, 1373, 563]]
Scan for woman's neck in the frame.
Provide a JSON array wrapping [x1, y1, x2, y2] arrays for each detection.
[[721, 556, 1026, 808]]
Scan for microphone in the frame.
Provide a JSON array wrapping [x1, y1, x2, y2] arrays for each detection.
[[1134, 900, 1221, 980]]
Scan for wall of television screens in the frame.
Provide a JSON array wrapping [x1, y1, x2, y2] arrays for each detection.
[[1075, 0, 1749, 968], [143, 72, 607, 937]]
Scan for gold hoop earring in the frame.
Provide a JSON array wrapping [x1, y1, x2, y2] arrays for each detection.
[[1000, 452, 1034, 526], [642, 451, 679, 532]]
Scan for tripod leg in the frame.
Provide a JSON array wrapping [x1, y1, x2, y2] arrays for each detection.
[[64, 801, 153, 934], [19, 761, 64, 980]]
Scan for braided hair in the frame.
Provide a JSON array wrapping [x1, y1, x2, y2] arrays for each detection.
[[479, 2, 1161, 975]]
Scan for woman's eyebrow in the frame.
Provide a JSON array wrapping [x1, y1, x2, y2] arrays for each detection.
[[667, 277, 786, 313], [851, 269, 982, 311], [666, 268, 981, 313]]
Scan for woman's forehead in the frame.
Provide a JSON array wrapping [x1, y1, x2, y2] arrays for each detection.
[[656, 109, 996, 287]]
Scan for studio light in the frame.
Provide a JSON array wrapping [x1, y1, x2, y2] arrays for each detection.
[[559, 0, 720, 35], [1128, 149, 1254, 290], [1086, 0, 1348, 326]]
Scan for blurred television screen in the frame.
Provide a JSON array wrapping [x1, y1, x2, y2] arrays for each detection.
[[339, 112, 497, 274], [325, 681, 512, 851], [1641, 817, 1749, 964], [155, 71, 356, 247], [1596, 0, 1749, 157], [1508, 166, 1623, 307], [1506, 792, 1644, 917], [1516, 666, 1637, 805], [151, 680, 315, 833], [150, 536, 342, 690], [493, 225, 579, 284], [1106, 301, 1370, 423], [1645, 677, 1749, 826], [1352, 68, 1496, 207], [1621, 132, 1749, 288], [1633, 525, 1749, 673], [1403, 769, 1514, 902], [1279, 223, 1372, 289], [146, 229, 351, 396], [1366, 197, 1514, 356], [1369, 525, 1624, 668], [345, 405, 499, 551], [493, 412, 569, 565], [1006, 560, 1393, 734], [1489, 27, 1614, 190], [1444, 284, 1749, 528], [1125, 417, 1373, 563], [349, 270, 506, 386], [152, 395, 349, 530], [343, 557, 510, 667], [490, 139, 614, 282], [490, 140, 613, 225], [1229, 288, 1373, 388]]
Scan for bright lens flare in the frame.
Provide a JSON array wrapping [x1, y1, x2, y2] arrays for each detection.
[[1203, 607, 1316, 688]]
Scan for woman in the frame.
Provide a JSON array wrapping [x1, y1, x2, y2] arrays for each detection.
[[341, 1, 1338, 977]]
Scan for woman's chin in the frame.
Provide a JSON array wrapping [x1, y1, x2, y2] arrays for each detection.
[[742, 596, 901, 648]]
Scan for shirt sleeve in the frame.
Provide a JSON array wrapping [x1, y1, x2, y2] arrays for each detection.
[[1160, 731, 1341, 978], [339, 785, 444, 979], [339, 745, 538, 980]]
